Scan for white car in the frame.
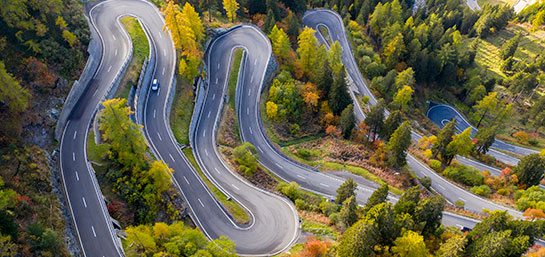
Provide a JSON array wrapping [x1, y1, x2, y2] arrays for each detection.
[[151, 78, 159, 91]]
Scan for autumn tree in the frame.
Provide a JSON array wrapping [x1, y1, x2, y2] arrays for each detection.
[[0, 61, 30, 113], [296, 27, 320, 78], [474, 125, 497, 154], [269, 26, 290, 61], [336, 178, 357, 204], [148, 161, 173, 194], [391, 231, 428, 257], [473, 92, 499, 128], [233, 142, 259, 175], [387, 121, 412, 168], [444, 127, 474, 164], [532, 10, 545, 31], [513, 153, 545, 188], [223, 0, 239, 22], [327, 41, 344, 74], [391, 85, 414, 112], [436, 235, 467, 257], [432, 119, 456, 159], [266, 101, 278, 120]]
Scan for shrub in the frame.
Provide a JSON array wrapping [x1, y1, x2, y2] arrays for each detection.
[[419, 177, 432, 190], [319, 201, 339, 216], [529, 138, 539, 146], [328, 213, 339, 225], [513, 131, 530, 144], [295, 199, 308, 210], [454, 200, 465, 209], [471, 185, 492, 196], [276, 182, 301, 201], [515, 186, 545, 212], [297, 148, 312, 159], [443, 165, 484, 187], [362, 95, 370, 104], [290, 123, 300, 135], [430, 159, 442, 172], [497, 188, 510, 196], [233, 142, 259, 176], [423, 149, 433, 159]]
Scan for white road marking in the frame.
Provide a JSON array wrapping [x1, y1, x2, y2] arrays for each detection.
[[107, 65, 112, 73], [203, 129, 206, 137], [275, 163, 283, 169], [73, 131, 77, 140], [157, 132, 162, 141], [205, 149, 209, 156], [72, 152, 75, 161], [214, 167, 221, 174], [163, 49, 166, 56], [459, 198, 466, 202], [257, 146, 263, 153], [320, 183, 330, 188], [207, 111, 211, 118], [249, 127, 253, 134], [254, 59, 257, 65], [153, 109, 156, 118], [217, 63, 220, 69], [82, 197, 87, 208], [159, 33, 162, 38], [183, 176, 190, 185], [112, 35, 116, 41], [232, 184, 240, 190], [215, 77, 218, 84], [247, 108, 249, 115], [91, 226, 97, 237], [162, 67, 165, 75], [198, 198, 205, 207], [75, 171, 79, 181], [437, 184, 446, 191], [212, 94, 216, 100], [250, 75, 254, 83], [93, 88, 98, 96], [115, 49, 118, 56], [248, 89, 251, 96], [169, 153, 175, 162], [297, 175, 305, 179]]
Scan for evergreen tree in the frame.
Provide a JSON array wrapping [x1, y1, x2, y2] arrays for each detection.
[[415, 195, 445, 236], [0, 61, 30, 113], [263, 9, 276, 33], [339, 196, 358, 230], [336, 178, 357, 204], [380, 110, 403, 141], [316, 58, 333, 95], [444, 127, 474, 165], [474, 126, 497, 154], [513, 154, 545, 187], [266, 0, 281, 20], [499, 32, 521, 60], [393, 186, 420, 216], [286, 11, 300, 39], [386, 121, 412, 168], [365, 100, 385, 141], [363, 184, 389, 213], [328, 69, 352, 115], [432, 119, 456, 159], [340, 104, 355, 139]]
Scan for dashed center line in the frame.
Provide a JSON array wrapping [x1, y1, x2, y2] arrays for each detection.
[[248, 89, 251, 96], [320, 183, 330, 188], [254, 59, 257, 65], [214, 167, 220, 174], [163, 49, 166, 56], [198, 198, 205, 207], [169, 153, 176, 162], [250, 75, 254, 83], [91, 226, 97, 237], [203, 129, 206, 137], [247, 108, 249, 115], [297, 175, 305, 179], [73, 131, 77, 140], [212, 94, 216, 100], [75, 171, 79, 181], [93, 88, 99, 96], [257, 146, 263, 153], [205, 149, 209, 156], [112, 35, 116, 41], [215, 77, 218, 84], [107, 65, 112, 73], [275, 163, 283, 169], [82, 197, 87, 208], [162, 67, 165, 75], [249, 127, 253, 134], [157, 132, 162, 141], [153, 109, 156, 118], [207, 111, 211, 118], [72, 152, 75, 161], [459, 198, 466, 202], [437, 184, 446, 191], [115, 49, 118, 56], [183, 176, 190, 185], [217, 63, 220, 69], [232, 184, 240, 190]]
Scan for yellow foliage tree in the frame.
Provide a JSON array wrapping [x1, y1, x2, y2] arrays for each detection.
[[223, 0, 239, 22], [266, 101, 278, 120]]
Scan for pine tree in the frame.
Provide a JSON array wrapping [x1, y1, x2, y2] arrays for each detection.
[[339, 196, 358, 230], [317, 58, 333, 95], [223, 0, 239, 22], [336, 178, 357, 204], [286, 11, 300, 39], [340, 104, 355, 139], [0, 61, 29, 112], [391, 85, 414, 112], [327, 41, 344, 74], [328, 69, 352, 115], [432, 119, 456, 159], [513, 154, 545, 187], [474, 126, 497, 154], [266, 0, 281, 20], [365, 100, 385, 141], [380, 110, 403, 141], [263, 9, 276, 33], [182, 2, 204, 43], [499, 32, 521, 60], [386, 121, 412, 168], [363, 183, 389, 213]]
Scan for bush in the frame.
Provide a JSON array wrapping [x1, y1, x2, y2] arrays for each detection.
[[290, 123, 300, 135], [430, 159, 442, 172], [513, 131, 530, 144], [362, 95, 370, 104], [297, 148, 312, 159], [276, 182, 301, 201], [471, 185, 492, 196], [497, 188, 510, 196], [419, 177, 432, 190], [233, 142, 259, 176], [454, 200, 465, 209], [529, 138, 539, 146], [423, 149, 433, 159], [295, 199, 308, 210], [319, 201, 339, 216], [328, 213, 339, 225], [443, 165, 484, 187]]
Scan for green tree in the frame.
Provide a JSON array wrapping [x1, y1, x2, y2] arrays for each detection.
[[296, 27, 319, 78], [415, 195, 445, 236], [437, 235, 467, 257], [513, 153, 545, 188], [473, 91, 499, 128], [363, 183, 389, 213], [365, 100, 385, 141], [386, 121, 412, 168], [391, 85, 414, 112], [263, 9, 276, 33], [340, 104, 355, 139], [391, 231, 428, 257], [266, 0, 280, 20], [339, 196, 358, 230], [232, 142, 259, 176], [394, 186, 420, 216], [148, 161, 173, 194], [532, 10, 545, 31], [0, 234, 17, 257], [338, 218, 377, 257], [499, 32, 521, 60], [327, 41, 344, 74], [474, 126, 497, 154], [223, 0, 239, 22], [336, 178, 357, 204], [444, 127, 474, 164], [328, 69, 352, 115], [316, 58, 333, 95], [380, 110, 403, 141], [270, 26, 290, 61], [395, 68, 415, 89], [432, 119, 456, 159], [0, 61, 30, 112], [286, 11, 300, 39]]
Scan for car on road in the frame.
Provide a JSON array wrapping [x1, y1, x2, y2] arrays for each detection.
[[151, 78, 159, 91]]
